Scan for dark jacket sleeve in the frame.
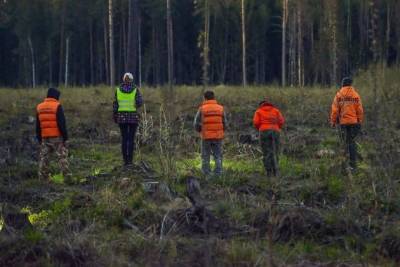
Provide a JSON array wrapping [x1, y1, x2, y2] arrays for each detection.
[[193, 109, 202, 132], [135, 88, 143, 108], [56, 105, 68, 142], [222, 110, 228, 131], [36, 113, 42, 143], [113, 91, 118, 114]]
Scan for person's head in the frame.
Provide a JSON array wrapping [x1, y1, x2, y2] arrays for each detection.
[[47, 87, 60, 100], [342, 77, 353, 87], [259, 97, 268, 106], [204, 91, 215, 100], [123, 72, 134, 83]]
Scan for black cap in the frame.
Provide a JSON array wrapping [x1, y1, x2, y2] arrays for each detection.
[[342, 77, 353, 87], [47, 87, 60, 100]]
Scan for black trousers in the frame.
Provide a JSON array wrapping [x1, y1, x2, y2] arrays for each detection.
[[119, 123, 138, 165], [260, 130, 280, 176], [340, 124, 361, 168]]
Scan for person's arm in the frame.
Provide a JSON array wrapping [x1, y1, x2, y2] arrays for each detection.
[[330, 94, 339, 127], [36, 113, 42, 143], [193, 109, 202, 132], [135, 88, 143, 109], [356, 95, 364, 124], [277, 110, 285, 129], [222, 110, 228, 131], [56, 105, 68, 142], [253, 110, 260, 130], [113, 91, 118, 115]]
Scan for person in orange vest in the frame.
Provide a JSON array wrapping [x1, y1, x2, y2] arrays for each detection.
[[36, 88, 71, 183], [253, 98, 285, 176], [330, 77, 364, 170], [194, 91, 227, 177]]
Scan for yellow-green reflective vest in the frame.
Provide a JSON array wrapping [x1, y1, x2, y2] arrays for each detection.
[[117, 87, 137, 112]]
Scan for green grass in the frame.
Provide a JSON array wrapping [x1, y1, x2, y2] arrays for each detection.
[[1, 70, 400, 266]]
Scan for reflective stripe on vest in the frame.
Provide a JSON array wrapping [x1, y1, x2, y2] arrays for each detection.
[[117, 87, 137, 112]]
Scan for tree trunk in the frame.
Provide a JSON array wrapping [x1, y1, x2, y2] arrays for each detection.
[[127, 0, 139, 75], [138, 16, 142, 87], [346, 0, 351, 73], [327, 0, 338, 86], [241, 0, 247, 87], [385, 1, 391, 66], [369, 0, 379, 124], [49, 43, 53, 86], [297, 1, 303, 87], [122, 7, 127, 70], [281, 0, 288, 87], [58, 0, 66, 85], [103, 18, 109, 85], [166, 0, 174, 89], [109, 0, 115, 87], [288, 9, 295, 87], [27, 36, 36, 88], [202, 0, 210, 90], [89, 20, 95, 84], [64, 37, 69, 87]]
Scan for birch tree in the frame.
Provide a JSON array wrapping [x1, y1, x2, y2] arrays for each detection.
[[109, 0, 115, 86], [282, 0, 288, 87], [166, 0, 174, 89], [241, 0, 247, 87]]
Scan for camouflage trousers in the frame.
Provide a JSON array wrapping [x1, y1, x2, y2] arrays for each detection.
[[38, 137, 70, 180]]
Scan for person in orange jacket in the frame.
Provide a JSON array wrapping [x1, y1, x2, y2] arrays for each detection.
[[36, 88, 72, 183], [253, 98, 285, 176], [330, 77, 364, 169], [194, 91, 227, 177]]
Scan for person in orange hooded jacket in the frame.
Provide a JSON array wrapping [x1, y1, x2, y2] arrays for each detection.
[[330, 77, 364, 169], [253, 98, 285, 176], [194, 91, 227, 177]]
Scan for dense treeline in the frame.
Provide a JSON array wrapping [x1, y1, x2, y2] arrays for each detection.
[[0, 0, 398, 87]]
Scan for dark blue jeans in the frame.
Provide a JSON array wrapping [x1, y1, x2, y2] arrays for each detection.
[[119, 123, 138, 165], [201, 139, 223, 176]]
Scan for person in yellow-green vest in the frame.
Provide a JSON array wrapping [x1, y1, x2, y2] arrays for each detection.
[[113, 73, 143, 167]]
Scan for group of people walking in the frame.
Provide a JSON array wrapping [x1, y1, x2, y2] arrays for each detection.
[[35, 74, 364, 182]]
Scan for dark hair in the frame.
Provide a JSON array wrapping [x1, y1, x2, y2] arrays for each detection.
[[204, 91, 215, 100], [342, 77, 353, 87], [47, 87, 60, 100]]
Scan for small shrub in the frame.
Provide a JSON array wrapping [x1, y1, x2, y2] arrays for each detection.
[[327, 176, 345, 201], [24, 229, 44, 244]]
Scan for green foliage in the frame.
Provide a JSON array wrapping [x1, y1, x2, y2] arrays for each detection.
[[1, 83, 399, 266], [279, 155, 305, 177], [224, 239, 259, 265], [127, 190, 145, 210], [23, 228, 44, 244], [50, 173, 65, 184], [326, 176, 345, 201]]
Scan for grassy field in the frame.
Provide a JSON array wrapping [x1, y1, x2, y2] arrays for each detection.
[[0, 69, 400, 266]]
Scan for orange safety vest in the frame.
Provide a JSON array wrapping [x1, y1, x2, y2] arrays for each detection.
[[200, 100, 224, 140], [253, 103, 285, 132], [330, 86, 364, 125], [37, 98, 62, 138]]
